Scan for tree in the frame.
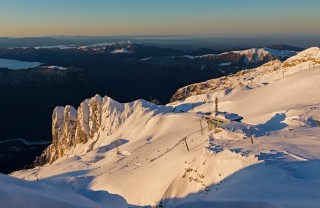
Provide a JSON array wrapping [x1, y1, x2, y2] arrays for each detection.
[[150, 97, 161, 105]]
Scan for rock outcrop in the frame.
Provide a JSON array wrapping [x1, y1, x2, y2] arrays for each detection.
[[169, 60, 282, 103], [35, 94, 172, 165], [281, 47, 320, 68]]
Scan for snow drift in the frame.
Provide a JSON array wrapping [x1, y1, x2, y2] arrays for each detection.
[[0, 174, 127, 208]]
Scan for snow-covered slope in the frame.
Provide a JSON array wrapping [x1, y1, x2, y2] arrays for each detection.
[[10, 48, 320, 208], [170, 47, 319, 102], [0, 174, 127, 208], [282, 47, 320, 67], [231, 47, 296, 61]]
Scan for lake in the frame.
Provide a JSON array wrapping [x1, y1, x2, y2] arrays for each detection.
[[0, 58, 42, 70]]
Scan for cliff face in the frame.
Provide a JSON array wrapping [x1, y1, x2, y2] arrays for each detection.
[[53, 105, 77, 159], [35, 94, 172, 165], [37, 105, 78, 165]]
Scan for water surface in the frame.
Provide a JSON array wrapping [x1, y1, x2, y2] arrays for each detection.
[[0, 58, 41, 70]]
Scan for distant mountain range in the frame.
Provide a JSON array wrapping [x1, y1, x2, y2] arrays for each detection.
[[0, 36, 308, 51], [0, 37, 73, 48]]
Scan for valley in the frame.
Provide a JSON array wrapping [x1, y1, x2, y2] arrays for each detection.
[[7, 47, 320, 207], [0, 42, 299, 173]]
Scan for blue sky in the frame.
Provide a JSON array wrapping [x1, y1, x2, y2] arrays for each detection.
[[0, 0, 319, 37]]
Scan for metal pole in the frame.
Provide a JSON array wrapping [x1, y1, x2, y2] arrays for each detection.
[[200, 120, 204, 135], [115, 139, 120, 154], [249, 128, 254, 144], [184, 137, 190, 151]]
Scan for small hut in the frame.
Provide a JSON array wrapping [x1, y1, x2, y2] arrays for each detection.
[[205, 112, 243, 130]]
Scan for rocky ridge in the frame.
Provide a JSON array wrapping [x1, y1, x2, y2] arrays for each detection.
[[170, 47, 320, 103], [35, 95, 172, 165]]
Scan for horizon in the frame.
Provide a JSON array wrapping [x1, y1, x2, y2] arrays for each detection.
[[1, 35, 319, 50], [1, 0, 320, 37]]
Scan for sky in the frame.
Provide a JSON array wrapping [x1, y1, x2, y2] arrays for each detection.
[[1, 0, 320, 37]]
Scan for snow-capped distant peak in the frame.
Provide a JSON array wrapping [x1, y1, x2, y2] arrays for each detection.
[[231, 47, 297, 60], [140, 57, 152, 61], [110, 49, 132, 54], [171, 54, 217, 59], [172, 47, 296, 61], [74, 40, 135, 53], [263, 47, 297, 59], [34, 45, 77, 50], [46, 65, 67, 70]]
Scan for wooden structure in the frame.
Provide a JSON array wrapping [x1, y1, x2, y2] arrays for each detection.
[[204, 112, 243, 131]]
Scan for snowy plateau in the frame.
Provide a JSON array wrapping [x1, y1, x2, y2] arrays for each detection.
[[3, 47, 320, 208]]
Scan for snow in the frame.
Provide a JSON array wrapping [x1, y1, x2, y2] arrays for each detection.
[[140, 57, 152, 61], [171, 54, 218, 59], [218, 62, 231, 67], [34, 45, 77, 49], [264, 47, 297, 59], [87, 42, 114, 47], [7, 47, 320, 207], [170, 48, 320, 104], [282, 47, 320, 68], [161, 150, 258, 205], [215, 112, 243, 122], [173, 47, 296, 61], [46, 65, 68, 70], [75, 40, 135, 54], [232, 47, 296, 60], [110, 49, 132, 54], [170, 159, 320, 208], [12, 41, 134, 54], [0, 174, 127, 208]]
